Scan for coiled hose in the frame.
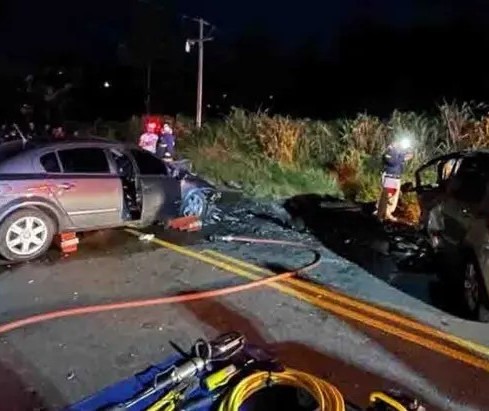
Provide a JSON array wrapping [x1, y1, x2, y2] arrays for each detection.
[[217, 367, 345, 411]]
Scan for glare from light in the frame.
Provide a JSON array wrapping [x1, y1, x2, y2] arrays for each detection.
[[104, 81, 110, 88], [400, 137, 411, 150], [395, 130, 414, 150]]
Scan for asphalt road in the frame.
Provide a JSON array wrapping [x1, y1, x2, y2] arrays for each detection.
[[0, 227, 489, 411]]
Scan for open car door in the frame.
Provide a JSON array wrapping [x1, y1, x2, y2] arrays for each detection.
[[129, 149, 181, 225], [414, 153, 462, 228], [440, 155, 489, 246]]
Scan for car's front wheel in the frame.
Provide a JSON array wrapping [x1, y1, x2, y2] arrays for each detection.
[[0, 209, 55, 262], [180, 190, 208, 219], [462, 258, 489, 322]]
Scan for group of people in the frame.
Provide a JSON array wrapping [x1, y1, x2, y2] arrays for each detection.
[[0, 122, 68, 143], [138, 121, 176, 161]]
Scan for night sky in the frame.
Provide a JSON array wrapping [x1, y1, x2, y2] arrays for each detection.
[[2, 0, 489, 120], [3, 0, 488, 60]]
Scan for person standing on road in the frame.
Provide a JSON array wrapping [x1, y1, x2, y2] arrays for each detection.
[[138, 122, 159, 154], [156, 123, 176, 161], [376, 138, 413, 222]]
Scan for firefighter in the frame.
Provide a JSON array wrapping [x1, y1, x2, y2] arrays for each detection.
[[156, 123, 176, 161], [376, 137, 413, 222], [138, 121, 159, 154]]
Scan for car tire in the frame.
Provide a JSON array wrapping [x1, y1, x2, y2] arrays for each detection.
[[180, 190, 208, 219], [461, 256, 489, 323], [0, 208, 55, 262]]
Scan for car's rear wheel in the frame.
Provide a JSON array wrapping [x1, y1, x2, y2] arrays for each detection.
[[0, 209, 55, 262], [181, 191, 208, 219], [462, 258, 489, 323]]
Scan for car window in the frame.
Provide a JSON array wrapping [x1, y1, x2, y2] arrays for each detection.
[[130, 149, 168, 175], [40, 152, 61, 173], [450, 157, 489, 203], [58, 148, 110, 173], [418, 157, 458, 188], [109, 149, 134, 178]]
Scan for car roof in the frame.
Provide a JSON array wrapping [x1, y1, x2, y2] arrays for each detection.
[[0, 137, 140, 171], [0, 136, 133, 154], [415, 149, 489, 173], [25, 136, 123, 149]]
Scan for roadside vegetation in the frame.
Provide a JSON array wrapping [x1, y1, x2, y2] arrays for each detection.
[[178, 102, 489, 220], [90, 101, 489, 222]]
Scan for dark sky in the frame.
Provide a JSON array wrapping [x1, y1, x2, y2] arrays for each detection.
[[2, 0, 486, 62], [2, 0, 489, 119]]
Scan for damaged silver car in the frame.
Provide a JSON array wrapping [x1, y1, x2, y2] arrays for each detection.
[[413, 150, 489, 321], [0, 138, 219, 262]]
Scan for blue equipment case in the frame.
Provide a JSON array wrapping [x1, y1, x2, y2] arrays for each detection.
[[66, 354, 212, 411]]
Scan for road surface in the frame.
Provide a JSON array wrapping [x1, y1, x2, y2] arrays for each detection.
[[0, 223, 488, 410]]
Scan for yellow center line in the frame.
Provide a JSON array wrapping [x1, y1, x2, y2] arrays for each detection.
[[125, 228, 489, 373], [201, 249, 489, 360]]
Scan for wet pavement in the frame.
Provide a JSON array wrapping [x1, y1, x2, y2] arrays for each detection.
[[0, 195, 488, 410]]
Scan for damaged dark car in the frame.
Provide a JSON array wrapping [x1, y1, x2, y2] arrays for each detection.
[[0, 138, 220, 262], [413, 150, 489, 321]]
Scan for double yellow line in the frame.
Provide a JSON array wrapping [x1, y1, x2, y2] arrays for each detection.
[[125, 228, 489, 373]]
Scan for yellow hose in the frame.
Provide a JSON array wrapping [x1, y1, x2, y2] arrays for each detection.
[[217, 368, 345, 411]]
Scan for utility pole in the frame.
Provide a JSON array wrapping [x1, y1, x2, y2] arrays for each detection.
[[185, 16, 214, 128], [196, 18, 204, 129]]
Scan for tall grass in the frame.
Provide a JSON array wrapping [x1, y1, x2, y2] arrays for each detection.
[[94, 103, 489, 205], [176, 103, 489, 203]]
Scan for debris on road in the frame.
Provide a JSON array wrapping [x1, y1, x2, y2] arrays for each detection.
[[54, 232, 79, 254], [138, 233, 155, 242]]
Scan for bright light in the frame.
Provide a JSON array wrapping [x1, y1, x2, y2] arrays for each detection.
[[185, 40, 191, 53], [103, 81, 110, 88], [395, 130, 414, 150], [399, 137, 411, 150]]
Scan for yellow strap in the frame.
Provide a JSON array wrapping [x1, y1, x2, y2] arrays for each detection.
[[369, 391, 408, 411], [145, 391, 178, 411]]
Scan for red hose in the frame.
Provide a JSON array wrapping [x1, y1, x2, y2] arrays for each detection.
[[0, 237, 321, 335]]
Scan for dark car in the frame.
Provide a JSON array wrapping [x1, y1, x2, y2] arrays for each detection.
[[413, 150, 489, 321], [0, 138, 219, 262]]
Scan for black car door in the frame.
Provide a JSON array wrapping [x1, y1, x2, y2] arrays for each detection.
[[129, 149, 181, 224], [442, 156, 489, 246]]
